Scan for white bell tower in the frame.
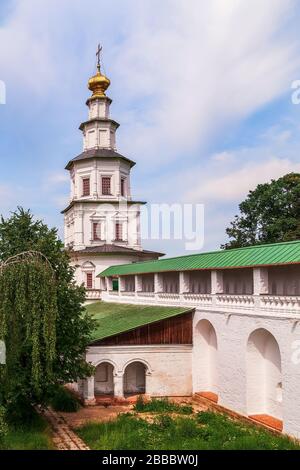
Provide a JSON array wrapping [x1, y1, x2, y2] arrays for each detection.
[[62, 46, 162, 300]]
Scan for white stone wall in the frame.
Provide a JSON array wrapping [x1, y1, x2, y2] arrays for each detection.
[[86, 345, 193, 397], [65, 204, 141, 252], [70, 254, 147, 291], [193, 308, 300, 437], [69, 159, 132, 202], [101, 275, 300, 438]]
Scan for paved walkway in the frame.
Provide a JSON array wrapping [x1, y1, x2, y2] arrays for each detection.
[[40, 407, 90, 450]]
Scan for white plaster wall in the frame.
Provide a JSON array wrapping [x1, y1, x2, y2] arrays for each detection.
[[83, 121, 117, 151], [65, 202, 141, 250], [69, 159, 132, 202], [193, 309, 300, 437], [70, 254, 146, 290], [87, 345, 192, 397], [194, 319, 218, 394]]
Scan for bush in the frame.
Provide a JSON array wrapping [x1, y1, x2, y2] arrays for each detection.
[[49, 386, 81, 412], [0, 406, 8, 441], [133, 397, 193, 415]]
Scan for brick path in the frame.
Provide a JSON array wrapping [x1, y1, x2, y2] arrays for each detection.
[[39, 407, 90, 450]]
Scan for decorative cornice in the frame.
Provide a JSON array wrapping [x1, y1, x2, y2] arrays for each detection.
[[61, 199, 146, 214], [79, 117, 120, 131]]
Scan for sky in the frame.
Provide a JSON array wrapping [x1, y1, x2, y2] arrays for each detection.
[[1, 0, 300, 256]]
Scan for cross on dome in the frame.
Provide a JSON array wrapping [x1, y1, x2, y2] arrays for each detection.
[[88, 44, 110, 99]]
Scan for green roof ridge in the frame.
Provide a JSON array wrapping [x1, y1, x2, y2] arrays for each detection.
[[99, 239, 300, 277], [110, 239, 300, 270]]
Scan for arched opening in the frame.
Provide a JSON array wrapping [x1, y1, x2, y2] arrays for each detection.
[[123, 361, 146, 396], [247, 328, 282, 424], [194, 319, 218, 402], [94, 362, 114, 396]]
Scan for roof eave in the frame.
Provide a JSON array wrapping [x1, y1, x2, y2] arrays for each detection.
[[99, 260, 300, 277], [88, 307, 195, 344], [65, 155, 136, 171]]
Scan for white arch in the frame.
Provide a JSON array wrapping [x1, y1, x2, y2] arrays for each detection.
[[121, 358, 152, 375], [247, 328, 282, 419], [93, 358, 117, 371], [81, 261, 96, 270], [123, 360, 148, 395], [194, 319, 218, 397]]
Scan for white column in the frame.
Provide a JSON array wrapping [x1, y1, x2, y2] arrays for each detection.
[[106, 277, 113, 291], [113, 373, 124, 398], [211, 270, 223, 294], [74, 210, 84, 249], [154, 273, 164, 293], [83, 376, 95, 404], [179, 272, 189, 294], [99, 277, 106, 291], [92, 162, 98, 198], [253, 267, 269, 295]]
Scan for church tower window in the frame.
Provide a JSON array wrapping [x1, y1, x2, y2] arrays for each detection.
[[93, 222, 101, 241], [121, 178, 125, 196], [82, 178, 90, 196], [102, 176, 111, 195], [115, 222, 123, 241]]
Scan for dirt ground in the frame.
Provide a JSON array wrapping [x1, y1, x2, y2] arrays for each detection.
[[60, 405, 133, 429], [60, 397, 206, 429]]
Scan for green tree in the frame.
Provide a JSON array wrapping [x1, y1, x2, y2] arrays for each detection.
[[0, 208, 94, 414], [222, 173, 300, 249], [0, 255, 57, 417]]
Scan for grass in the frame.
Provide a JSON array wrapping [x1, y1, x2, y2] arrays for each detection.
[[134, 397, 193, 415], [77, 410, 300, 450], [0, 411, 53, 450]]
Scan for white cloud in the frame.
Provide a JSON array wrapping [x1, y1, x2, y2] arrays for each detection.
[[186, 158, 300, 202], [0, 0, 299, 166], [114, 0, 300, 166], [1, 0, 300, 253], [45, 172, 69, 186], [211, 151, 235, 164]]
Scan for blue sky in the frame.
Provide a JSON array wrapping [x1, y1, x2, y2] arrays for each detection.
[[1, 0, 300, 256]]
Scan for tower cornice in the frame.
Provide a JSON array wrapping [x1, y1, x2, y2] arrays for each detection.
[[61, 198, 146, 214], [79, 117, 120, 131], [65, 148, 136, 170]]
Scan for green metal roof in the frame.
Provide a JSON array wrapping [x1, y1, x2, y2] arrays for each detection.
[[99, 240, 300, 277], [87, 301, 193, 343]]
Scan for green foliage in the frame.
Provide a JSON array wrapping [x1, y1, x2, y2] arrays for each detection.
[[0, 406, 8, 442], [49, 386, 81, 412], [222, 173, 300, 249], [0, 408, 53, 450], [0, 256, 57, 412], [78, 411, 300, 450], [133, 396, 193, 415], [0, 208, 95, 415]]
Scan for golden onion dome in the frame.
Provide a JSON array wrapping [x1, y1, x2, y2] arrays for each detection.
[[88, 64, 111, 99]]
